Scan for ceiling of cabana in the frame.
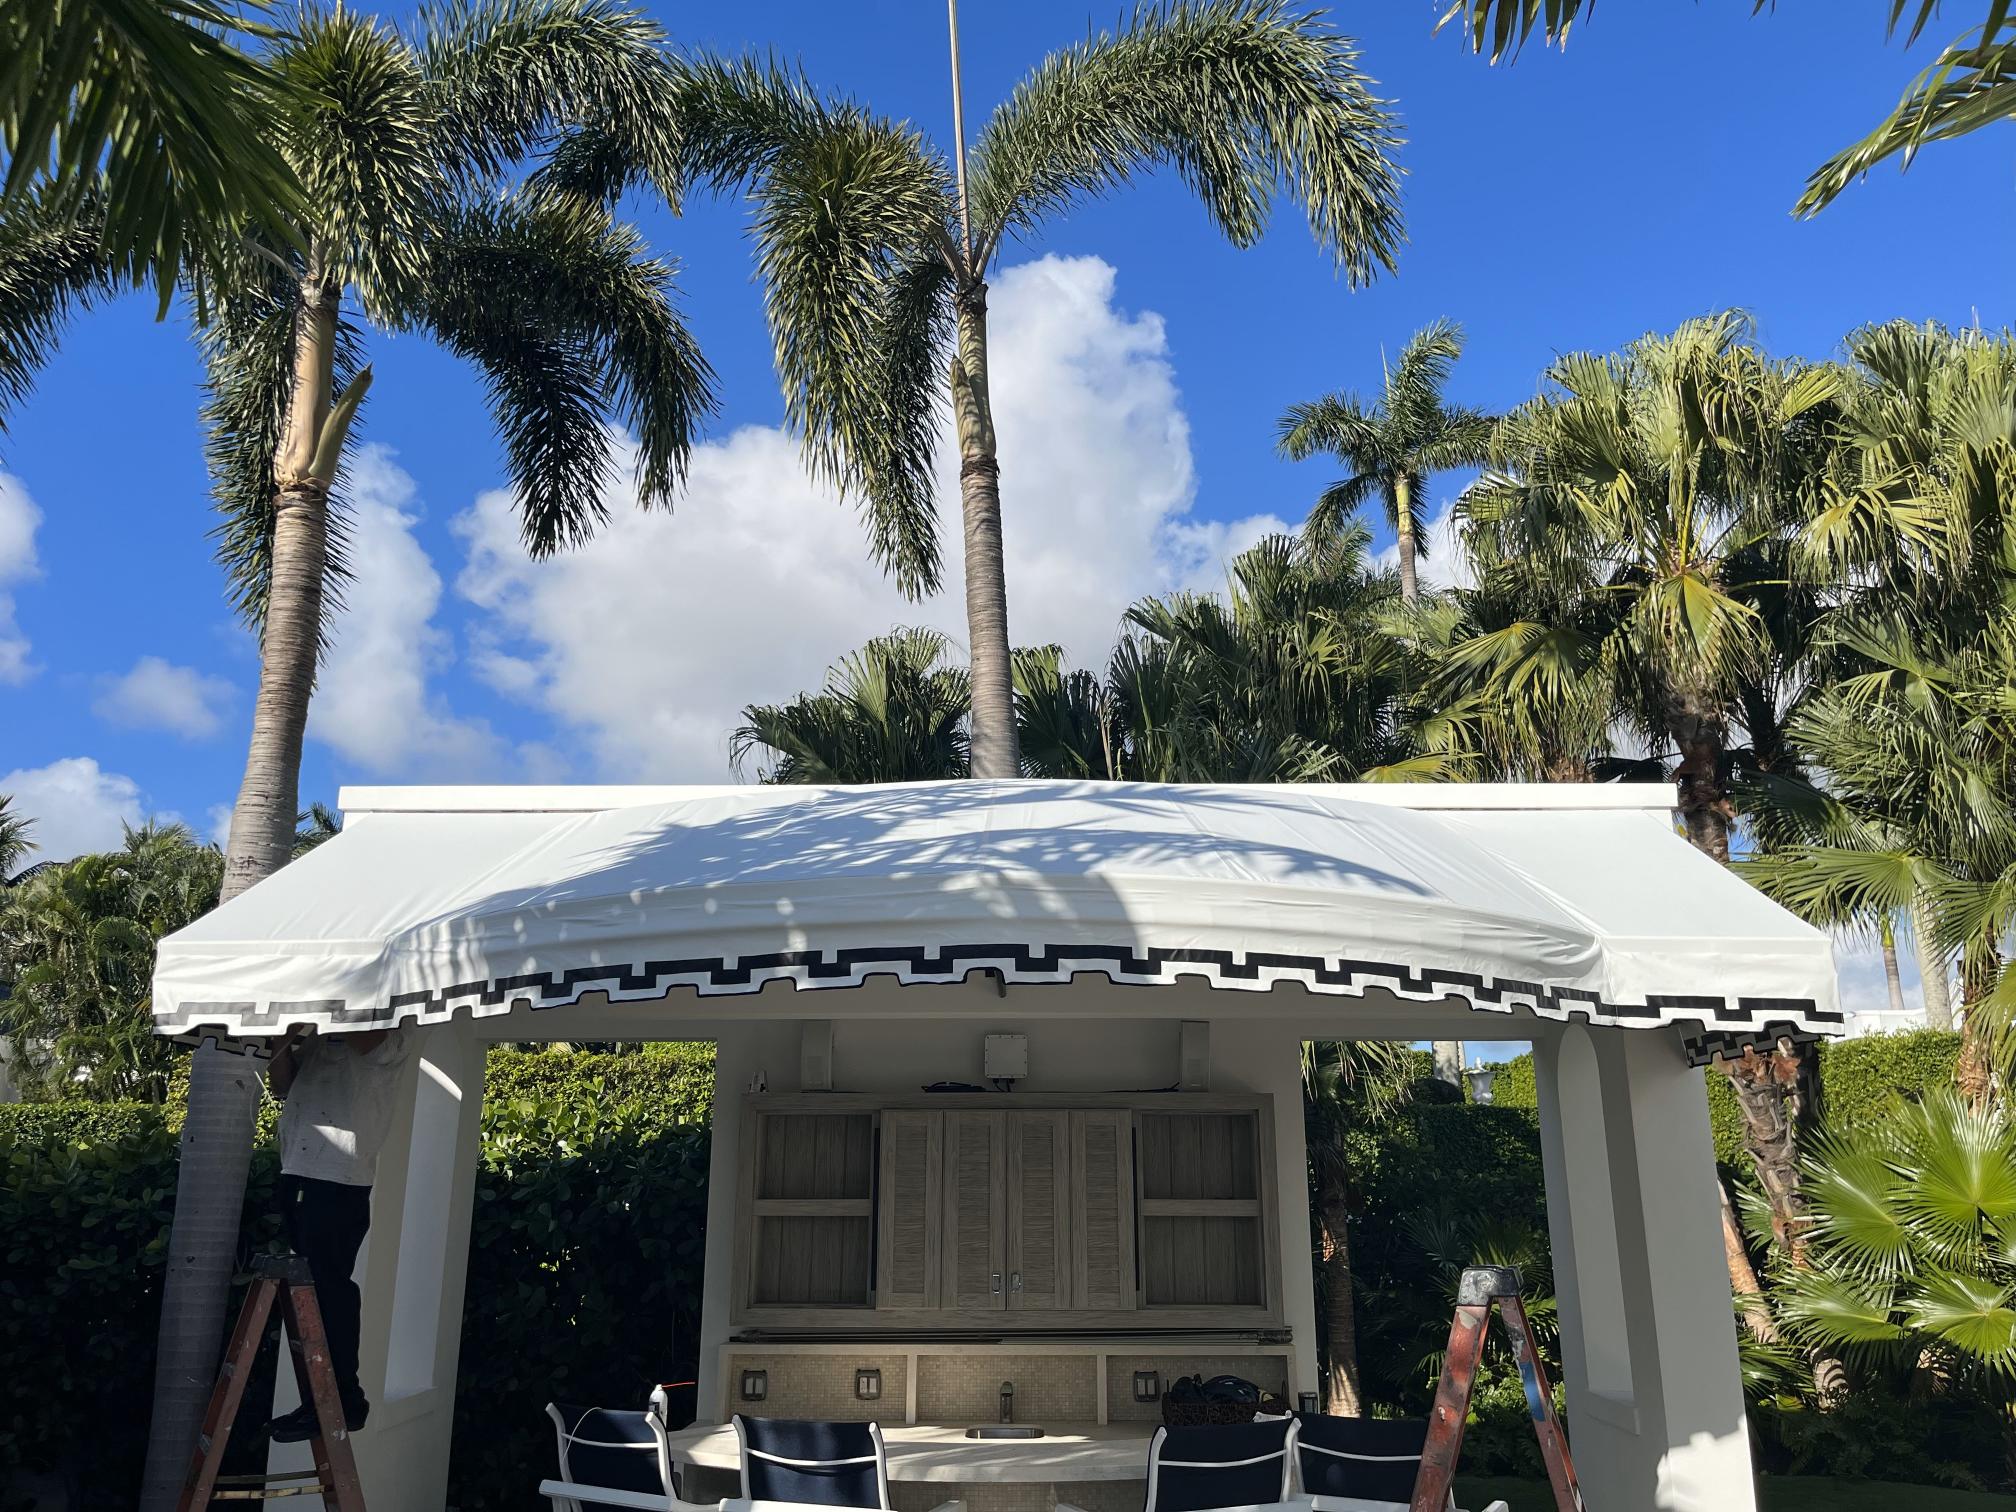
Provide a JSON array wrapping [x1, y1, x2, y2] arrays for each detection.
[[153, 780, 1842, 1058]]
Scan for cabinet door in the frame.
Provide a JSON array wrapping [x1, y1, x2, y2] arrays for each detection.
[[876, 1110, 942, 1310], [941, 1111, 1008, 1310], [1007, 1111, 1073, 1310], [1070, 1110, 1137, 1311]]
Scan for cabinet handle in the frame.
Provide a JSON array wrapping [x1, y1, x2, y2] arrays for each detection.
[[991, 1273, 1002, 1294], [1011, 1272, 1023, 1292]]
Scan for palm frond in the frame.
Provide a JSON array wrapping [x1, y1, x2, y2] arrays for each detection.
[[422, 188, 715, 545], [1, 0, 303, 311], [0, 190, 118, 448], [969, 0, 1402, 282]]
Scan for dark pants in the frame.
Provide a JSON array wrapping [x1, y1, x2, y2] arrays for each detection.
[[278, 1175, 373, 1415]]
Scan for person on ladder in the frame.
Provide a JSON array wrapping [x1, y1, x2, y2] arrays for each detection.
[[262, 1023, 412, 1444]]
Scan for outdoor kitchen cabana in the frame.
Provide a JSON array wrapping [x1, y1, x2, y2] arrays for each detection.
[[152, 780, 1843, 1512]]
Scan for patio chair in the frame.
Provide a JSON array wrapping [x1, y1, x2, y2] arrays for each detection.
[[731, 1416, 893, 1508], [1291, 1414, 1510, 1512], [1138, 1417, 1301, 1512], [539, 1400, 709, 1512]]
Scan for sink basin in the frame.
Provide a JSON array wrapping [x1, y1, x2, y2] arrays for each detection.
[[965, 1426, 1045, 1439]]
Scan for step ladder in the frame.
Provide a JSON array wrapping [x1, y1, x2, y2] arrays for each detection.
[[1412, 1265, 1584, 1512], [175, 1253, 367, 1511]]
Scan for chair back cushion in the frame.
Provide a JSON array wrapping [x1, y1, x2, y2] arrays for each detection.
[[733, 1415, 890, 1508], [547, 1402, 668, 1511], [1146, 1418, 1296, 1512], [1293, 1413, 1429, 1503]]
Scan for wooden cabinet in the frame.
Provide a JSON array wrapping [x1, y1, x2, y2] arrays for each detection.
[[734, 1094, 1277, 1331], [1007, 1111, 1073, 1310], [1070, 1110, 1136, 1311], [876, 1110, 942, 1309]]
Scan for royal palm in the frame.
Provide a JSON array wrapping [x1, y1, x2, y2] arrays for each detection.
[[1277, 318, 1493, 603], [679, 1, 1402, 777], [57, 6, 720, 1502]]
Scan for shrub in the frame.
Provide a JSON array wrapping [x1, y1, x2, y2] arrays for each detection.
[[483, 1042, 715, 1124]]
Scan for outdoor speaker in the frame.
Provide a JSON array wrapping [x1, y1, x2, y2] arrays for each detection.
[[800, 1019, 834, 1091]]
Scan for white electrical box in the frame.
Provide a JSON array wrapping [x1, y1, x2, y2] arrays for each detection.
[[1178, 1020, 1210, 1090], [983, 1033, 1029, 1081], [800, 1020, 834, 1091]]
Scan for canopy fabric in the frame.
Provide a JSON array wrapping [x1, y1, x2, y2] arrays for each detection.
[[153, 781, 1842, 1059]]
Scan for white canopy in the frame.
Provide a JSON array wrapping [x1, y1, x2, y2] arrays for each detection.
[[154, 780, 1842, 1059]]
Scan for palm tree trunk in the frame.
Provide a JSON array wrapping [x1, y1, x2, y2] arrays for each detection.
[[1718, 1176, 1778, 1345], [1666, 695, 1823, 1264], [1881, 916, 1906, 1017], [950, 279, 1020, 779], [1955, 945, 1997, 1109], [1911, 889, 1954, 1031], [139, 267, 340, 1512], [1317, 1190, 1363, 1414], [1392, 474, 1419, 604]]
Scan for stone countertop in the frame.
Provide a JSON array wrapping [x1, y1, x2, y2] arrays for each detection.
[[665, 1421, 1159, 1484]]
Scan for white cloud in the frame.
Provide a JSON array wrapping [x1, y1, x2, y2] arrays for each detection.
[[1, 757, 144, 864], [455, 254, 1287, 780], [0, 473, 44, 683], [93, 655, 235, 738], [306, 447, 502, 777], [206, 803, 236, 847]]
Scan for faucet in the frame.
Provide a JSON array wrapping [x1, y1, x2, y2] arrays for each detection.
[[999, 1381, 1015, 1424]]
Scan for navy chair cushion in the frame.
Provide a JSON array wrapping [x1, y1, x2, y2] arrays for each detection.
[[1147, 1418, 1295, 1512], [548, 1402, 667, 1510], [734, 1415, 888, 1508], [1294, 1414, 1429, 1503]]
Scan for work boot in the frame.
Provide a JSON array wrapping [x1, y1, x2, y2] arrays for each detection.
[[268, 1398, 368, 1442]]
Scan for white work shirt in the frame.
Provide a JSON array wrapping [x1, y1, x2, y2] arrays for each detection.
[[277, 1030, 414, 1186]]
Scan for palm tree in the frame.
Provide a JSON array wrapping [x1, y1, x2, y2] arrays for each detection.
[[129, 7, 715, 1501], [292, 801, 342, 856], [1775, 1089, 2016, 1474], [1441, 2, 2015, 216], [733, 629, 970, 783], [1464, 312, 1844, 1260], [1277, 319, 1494, 604], [3, 0, 303, 310], [678, 1, 1403, 777], [0, 820, 220, 1101], [0, 794, 33, 880]]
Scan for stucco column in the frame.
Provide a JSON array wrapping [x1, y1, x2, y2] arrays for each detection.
[[1533, 1023, 1756, 1512], [272, 1019, 486, 1511]]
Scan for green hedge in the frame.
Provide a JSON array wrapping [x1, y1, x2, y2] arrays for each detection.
[[1487, 1030, 1962, 1168], [482, 1042, 715, 1123]]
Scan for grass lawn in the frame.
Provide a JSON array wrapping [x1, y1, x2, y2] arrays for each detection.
[[1455, 1477, 2016, 1511]]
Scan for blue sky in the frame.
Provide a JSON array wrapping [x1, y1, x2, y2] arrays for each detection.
[[2, 1, 2010, 1024]]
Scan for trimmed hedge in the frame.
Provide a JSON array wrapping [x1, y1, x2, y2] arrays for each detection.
[[1487, 1029, 1962, 1168], [483, 1042, 715, 1123]]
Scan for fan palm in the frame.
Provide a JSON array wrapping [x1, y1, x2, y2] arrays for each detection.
[[1776, 1089, 2016, 1471], [1440, 3, 2015, 216], [733, 628, 971, 783], [1277, 318, 1494, 603], [674, 1, 1402, 777], [0, 793, 32, 880], [124, 7, 714, 1502], [1465, 313, 1844, 1258], [2, 0, 304, 311]]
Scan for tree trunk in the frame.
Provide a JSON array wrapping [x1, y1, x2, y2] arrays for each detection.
[[1717, 1038, 1819, 1265], [137, 1045, 264, 1508], [1317, 1189, 1363, 1415], [1719, 1176, 1778, 1345], [1955, 946, 1997, 1109], [1911, 889, 1954, 1031], [1431, 1039, 1463, 1088], [1392, 473, 1419, 604], [139, 269, 340, 1512], [1881, 916, 1906, 1017], [949, 280, 1020, 780], [1667, 694, 1734, 863]]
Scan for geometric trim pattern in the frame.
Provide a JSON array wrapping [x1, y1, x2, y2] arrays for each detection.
[[161, 937, 1843, 1064]]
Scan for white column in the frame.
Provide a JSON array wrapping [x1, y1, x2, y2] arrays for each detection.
[[1534, 1024, 1756, 1512], [313, 1018, 487, 1511]]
